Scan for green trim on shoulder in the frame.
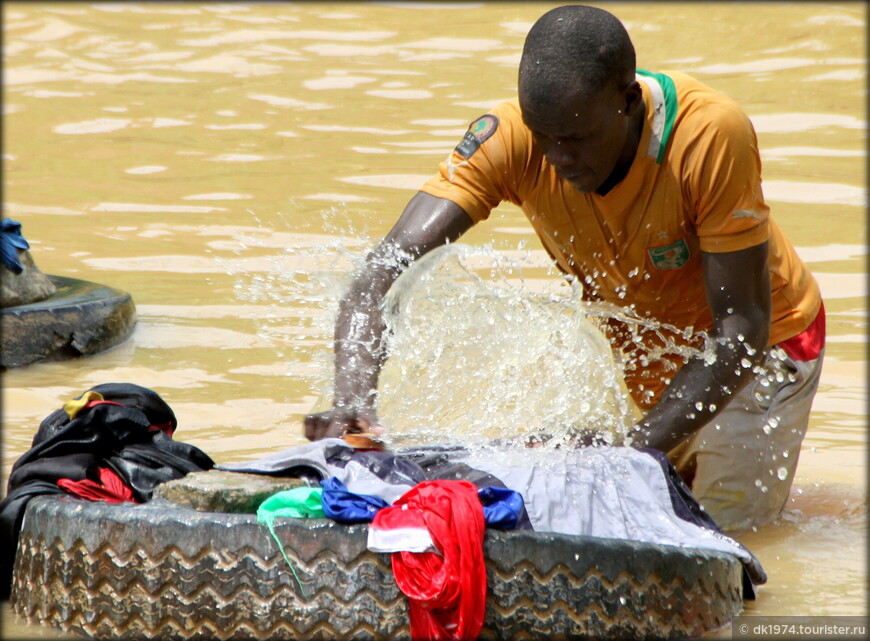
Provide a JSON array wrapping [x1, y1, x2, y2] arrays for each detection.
[[636, 69, 678, 164]]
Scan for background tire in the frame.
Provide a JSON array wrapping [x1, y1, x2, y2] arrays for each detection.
[[1, 275, 136, 369]]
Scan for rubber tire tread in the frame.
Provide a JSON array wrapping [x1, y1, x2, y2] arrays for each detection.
[[11, 496, 744, 640]]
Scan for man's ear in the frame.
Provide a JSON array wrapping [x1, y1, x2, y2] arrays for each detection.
[[623, 80, 643, 115]]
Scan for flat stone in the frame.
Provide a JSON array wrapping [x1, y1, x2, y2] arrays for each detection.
[[154, 470, 309, 513], [1, 250, 57, 308]]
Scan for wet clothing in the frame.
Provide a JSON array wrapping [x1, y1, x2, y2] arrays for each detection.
[[224, 439, 764, 595], [57, 465, 136, 503], [221, 439, 533, 529], [221, 438, 428, 504], [0, 384, 214, 599], [420, 70, 822, 409], [258, 486, 325, 520], [372, 480, 487, 641], [455, 443, 765, 590], [322, 475, 525, 530], [321, 476, 390, 523]]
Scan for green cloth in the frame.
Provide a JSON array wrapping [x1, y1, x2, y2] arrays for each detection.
[[257, 487, 324, 596], [258, 487, 324, 521]]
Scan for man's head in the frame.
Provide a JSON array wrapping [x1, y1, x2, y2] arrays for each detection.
[[518, 5, 642, 194]]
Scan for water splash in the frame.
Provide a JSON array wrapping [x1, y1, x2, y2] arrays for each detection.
[[377, 244, 643, 449], [224, 205, 370, 395], [227, 210, 720, 452]]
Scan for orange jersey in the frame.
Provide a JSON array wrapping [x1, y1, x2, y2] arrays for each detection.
[[420, 71, 821, 407]]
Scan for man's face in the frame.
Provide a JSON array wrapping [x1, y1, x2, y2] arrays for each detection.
[[520, 83, 633, 195]]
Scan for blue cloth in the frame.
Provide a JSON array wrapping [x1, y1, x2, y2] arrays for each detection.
[[320, 477, 526, 529], [478, 486, 525, 530], [1, 219, 29, 274], [321, 476, 389, 524]]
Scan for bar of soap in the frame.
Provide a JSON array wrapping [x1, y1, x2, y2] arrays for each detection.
[[341, 432, 385, 450]]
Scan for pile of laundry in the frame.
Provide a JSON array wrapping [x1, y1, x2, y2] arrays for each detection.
[[222, 437, 767, 641], [234, 440, 532, 641], [0, 383, 214, 599]]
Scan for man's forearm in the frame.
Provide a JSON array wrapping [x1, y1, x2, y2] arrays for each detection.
[[630, 332, 767, 452], [330, 250, 405, 412], [332, 288, 389, 412]]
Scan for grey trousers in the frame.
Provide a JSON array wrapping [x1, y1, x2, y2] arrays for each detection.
[[668, 346, 825, 534]]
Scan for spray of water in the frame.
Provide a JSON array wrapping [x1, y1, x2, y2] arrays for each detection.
[[377, 243, 642, 449], [226, 209, 719, 455]]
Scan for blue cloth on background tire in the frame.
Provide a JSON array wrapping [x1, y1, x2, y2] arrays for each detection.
[[1, 218, 30, 274], [321, 476, 389, 523]]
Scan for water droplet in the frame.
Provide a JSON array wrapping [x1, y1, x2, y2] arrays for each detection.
[[694, 402, 704, 411], [776, 467, 788, 480]]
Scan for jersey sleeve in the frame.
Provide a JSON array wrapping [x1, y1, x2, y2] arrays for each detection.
[[419, 100, 528, 224], [683, 101, 771, 253]]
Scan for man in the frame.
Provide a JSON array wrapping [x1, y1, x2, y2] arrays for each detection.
[[304, 5, 824, 534]]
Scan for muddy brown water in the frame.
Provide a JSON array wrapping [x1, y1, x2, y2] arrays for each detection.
[[2, 3, 865, 638]]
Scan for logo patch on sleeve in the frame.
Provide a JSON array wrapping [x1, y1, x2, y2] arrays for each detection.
[[454, 114, 499, 159], [647, 238, 690, 270]]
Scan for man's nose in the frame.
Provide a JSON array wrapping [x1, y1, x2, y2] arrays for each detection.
[[546, 140, 575, 167]]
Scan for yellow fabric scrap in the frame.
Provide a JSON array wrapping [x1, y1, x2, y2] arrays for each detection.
[[63, 391, 104, 420]]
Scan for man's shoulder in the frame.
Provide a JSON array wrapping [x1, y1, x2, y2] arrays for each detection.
[[655, 71, 754, 144], [664, 71, 745, 116]]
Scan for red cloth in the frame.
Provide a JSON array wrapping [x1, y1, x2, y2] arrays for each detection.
[[374, 480, 486, 641], [779, 300, 826, 362], [57, 467, 137, 504]]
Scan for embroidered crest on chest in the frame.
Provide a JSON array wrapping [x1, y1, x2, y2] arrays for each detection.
[[647, 238, 690, 270]]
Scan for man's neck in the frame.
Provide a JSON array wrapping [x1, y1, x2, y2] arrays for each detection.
[[596, 100, 646, 197]]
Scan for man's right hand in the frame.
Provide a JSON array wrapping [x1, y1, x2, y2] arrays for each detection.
[[303, 408, 385, 441]]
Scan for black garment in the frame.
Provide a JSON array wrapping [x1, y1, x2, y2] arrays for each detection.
[[0, 383, 214, 599]]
